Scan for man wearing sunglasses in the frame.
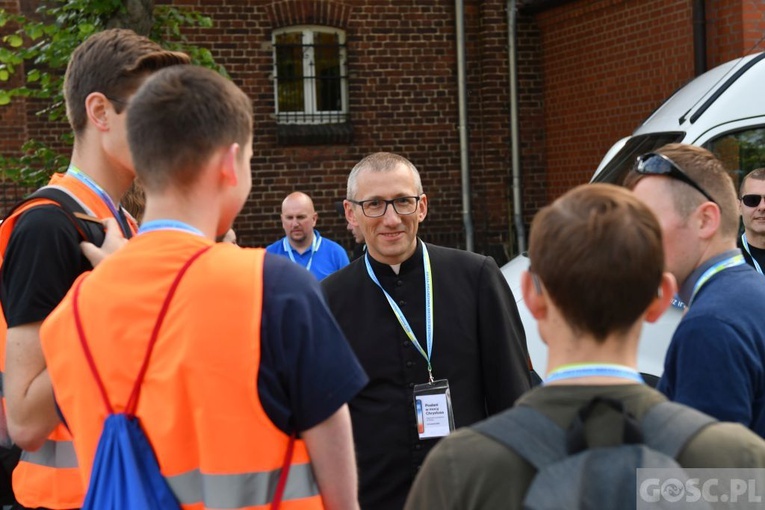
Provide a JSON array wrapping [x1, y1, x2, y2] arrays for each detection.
[[629, 143, 765, 438], [738, 168, 765, 274]]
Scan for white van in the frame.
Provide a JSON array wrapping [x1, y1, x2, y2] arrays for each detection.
[[503, 51, 765, 382]]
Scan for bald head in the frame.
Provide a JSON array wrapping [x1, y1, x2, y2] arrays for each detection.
[[280, 192, 318, 251], [282, 192, 315, 213]]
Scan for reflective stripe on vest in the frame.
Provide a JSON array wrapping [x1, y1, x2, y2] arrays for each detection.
[[167, 462, 319, 508], [19, 439, 78, 469]]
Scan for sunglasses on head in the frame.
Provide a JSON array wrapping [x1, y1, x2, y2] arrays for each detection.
[[741, 194, 765, 208], [634, 152, 718, 206]]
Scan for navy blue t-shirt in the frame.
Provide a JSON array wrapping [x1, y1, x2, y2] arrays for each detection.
[[247, 253, 367, 433]]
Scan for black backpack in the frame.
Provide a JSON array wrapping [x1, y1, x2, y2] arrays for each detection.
[[473, 397, 716, 510]]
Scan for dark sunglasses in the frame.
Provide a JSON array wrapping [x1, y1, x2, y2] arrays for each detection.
[[634, 152, 717, 206], [741, 194, 765, 208]]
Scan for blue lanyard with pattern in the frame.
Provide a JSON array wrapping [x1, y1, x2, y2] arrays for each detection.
[[741, 234, 763, 275], [689, 254, 746, 307], [66, 165, 123, 222], [283, 230, 322, 272], [365, 243, 435, 382], [544, 363, 644, 385]]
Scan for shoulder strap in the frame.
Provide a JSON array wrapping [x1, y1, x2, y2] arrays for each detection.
[[642, 401, 716, 458], [72, 245, 214, 415], [3, 187, 103, 244], [473, 400, 717, 469], [472, 405, 567, 469]]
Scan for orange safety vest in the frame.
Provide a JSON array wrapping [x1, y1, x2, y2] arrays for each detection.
[[0, 172, 137, 509], [41, 231, 323, 509]]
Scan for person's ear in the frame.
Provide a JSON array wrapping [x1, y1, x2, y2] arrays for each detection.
[[344, 199, 359, 227], [696, 201, 721, 240], [220, 143, 240, 186], [417, 194, 428, 223], [522, 271, 547, 320], [645, 272, 677, 323], [84, 92, 111, 132]]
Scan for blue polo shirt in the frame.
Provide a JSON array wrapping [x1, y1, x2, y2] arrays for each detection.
[[266, 229, 349, 280]]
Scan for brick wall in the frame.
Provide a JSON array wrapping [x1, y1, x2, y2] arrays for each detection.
[[707, 0, 765, 65], [526, 0, 765, 216], [179, 0, 514, 256], [3, 0, 762, 260], [516, 10, 548, 229], [532, 0, 695, 203]]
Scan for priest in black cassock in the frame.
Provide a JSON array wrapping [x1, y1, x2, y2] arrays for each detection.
[[322, 152, 533, 510]]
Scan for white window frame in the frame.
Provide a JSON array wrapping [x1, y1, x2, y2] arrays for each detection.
[[272, 26, 348, 125]]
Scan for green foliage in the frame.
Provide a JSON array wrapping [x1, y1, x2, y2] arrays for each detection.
[[151, 5, 226, 78], [0, 1, 224, 188]]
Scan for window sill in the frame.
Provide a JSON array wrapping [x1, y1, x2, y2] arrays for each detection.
[[276, 122, 353, 146]]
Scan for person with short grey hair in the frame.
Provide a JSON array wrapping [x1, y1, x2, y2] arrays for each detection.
[[322, 151, 532, 510]]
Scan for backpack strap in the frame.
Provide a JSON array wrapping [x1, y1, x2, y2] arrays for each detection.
[[3, 187, 105, 246], [472, 399, 717, 469], [472, 405, 567, 469], [641, 401, 716, 458], [73, 244, 213, 415]]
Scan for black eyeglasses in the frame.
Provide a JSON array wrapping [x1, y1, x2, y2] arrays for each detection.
[[634, 152, 717, 205], [741, 194, 765, 208], [348, 196, 421, 218]]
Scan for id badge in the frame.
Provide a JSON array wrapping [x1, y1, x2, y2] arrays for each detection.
[[413, 379, 456, 440]]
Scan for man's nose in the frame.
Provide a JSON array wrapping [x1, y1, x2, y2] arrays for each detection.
[[381, 203, 402, 225]]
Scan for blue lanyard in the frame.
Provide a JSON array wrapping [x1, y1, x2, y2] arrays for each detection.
[[138, 219, 205, 237], [689, 254, 745, 307], [741, 234, 763, 275], [365, 243, 435, 382], [66, 165, 123, 223], [283, 230, 322, 271], [544, 363, 644, 385]]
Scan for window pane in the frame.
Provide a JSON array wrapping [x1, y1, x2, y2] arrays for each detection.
[[313, 31, 342, 112], [276, 32, 304, 112], [705, 127, 765, 189], [593, 133, 684, 186]]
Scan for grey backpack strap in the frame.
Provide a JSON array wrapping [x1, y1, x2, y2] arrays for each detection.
[[642, 401, 716, 458], [472, 405, 567, 469]]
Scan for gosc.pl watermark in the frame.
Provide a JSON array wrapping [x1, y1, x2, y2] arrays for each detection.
[[637, 469, 765, 509]]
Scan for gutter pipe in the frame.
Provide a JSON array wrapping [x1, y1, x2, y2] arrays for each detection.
[[693, 0, 707, 76], [507, 0, 526, 254], [455, 0, 475, 252]]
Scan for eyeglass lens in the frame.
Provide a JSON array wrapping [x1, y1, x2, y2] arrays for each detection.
[[360, 197, 418, 217], [742, 195, 765, 207]]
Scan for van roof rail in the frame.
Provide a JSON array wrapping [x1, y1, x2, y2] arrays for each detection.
[[678, 52, 765, 125]]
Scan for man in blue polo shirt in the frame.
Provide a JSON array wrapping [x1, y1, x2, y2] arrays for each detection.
[[267, 191, 349, 280]]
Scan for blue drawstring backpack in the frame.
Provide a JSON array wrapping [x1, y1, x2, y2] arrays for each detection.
[[72, 246, 211, 510]]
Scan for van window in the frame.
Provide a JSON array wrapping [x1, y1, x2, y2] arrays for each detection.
[[704, 126, 765, 190], [593, 133, 684, 186]]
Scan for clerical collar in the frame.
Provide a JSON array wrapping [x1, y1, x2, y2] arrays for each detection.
[[678, 249, 743, 305], [366, 238, 423, 276]]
